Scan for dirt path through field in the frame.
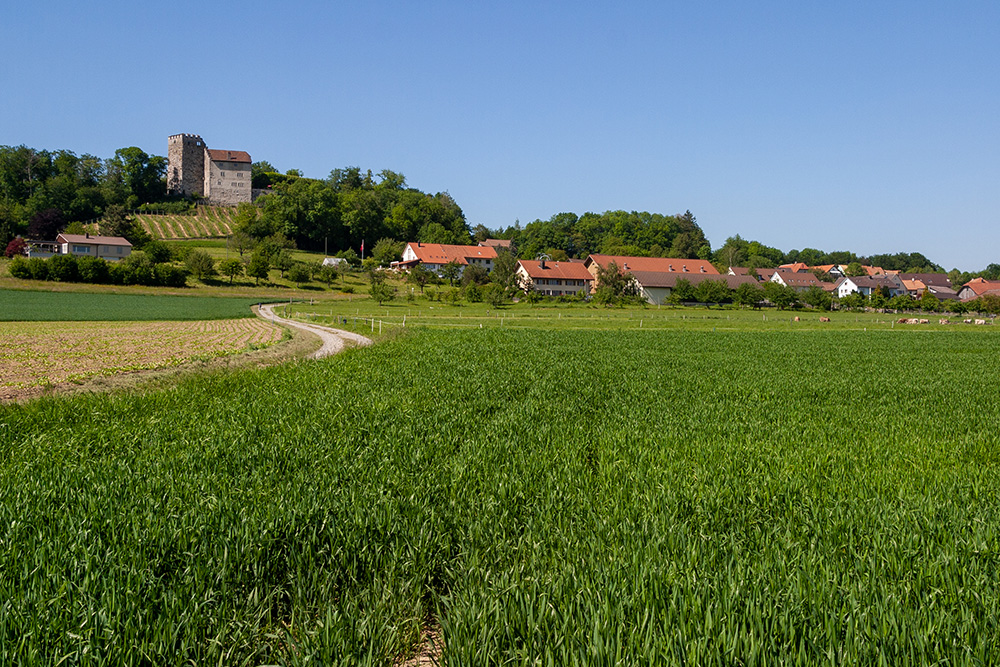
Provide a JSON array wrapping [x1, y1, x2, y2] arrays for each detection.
[[257, 304, 373, 358]]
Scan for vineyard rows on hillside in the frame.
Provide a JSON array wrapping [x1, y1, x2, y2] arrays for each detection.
[[135, 205, 238, 239]]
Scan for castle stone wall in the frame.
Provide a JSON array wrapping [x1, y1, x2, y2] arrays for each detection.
[[167, 134, 206, 197], [204, 155, 252, 205]]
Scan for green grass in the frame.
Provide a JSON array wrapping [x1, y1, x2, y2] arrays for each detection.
[[2, 327, 999, 663], [276, 295, 964, 339], [0, 288, 266, 321]]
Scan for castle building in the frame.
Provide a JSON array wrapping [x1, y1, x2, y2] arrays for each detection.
[[167, 134, 252, 205]]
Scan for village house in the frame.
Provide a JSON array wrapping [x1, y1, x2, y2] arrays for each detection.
[[770, 269, 824, 292], [630, 272, 758, 305], [394, 242, 498, 275], [516, 258, 593, 296], [836, 274, 906, 299], [958, 277, 1000, 301], [28, 233, 132, 261], [584, 254, 718, 286]]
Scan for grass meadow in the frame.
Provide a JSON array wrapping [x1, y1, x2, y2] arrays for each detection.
[[2, 326, 999, 664]]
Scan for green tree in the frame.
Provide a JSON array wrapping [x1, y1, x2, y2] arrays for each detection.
[[316, 263, 339, 287], [695, 279, 732, 304], [461, 263, 489, 287], [838, 292, 864, 310], [920, 288, 940, 312], [763, 281, 797, 309], [287, 262, 311, 286], [669, 278, 697, 305], [219, 258, 244, 285], [440, 260, 462, 287], [185, 250, 216, 281], [733, 281, 764, 308], [105, 147, 166, 207], [143, 240, 171, 264], [271, 249, 294, 278], [594, 261, 637, 306], [368, 269, 394, 305], [407, 264, 433, 293], [490, 249, 519, 294], [800, 285, 832, 311], [372, 237, 404, 267], [845, 262, 866, 277], [482, 283, 506, 307], [247, 250, 271, 285]]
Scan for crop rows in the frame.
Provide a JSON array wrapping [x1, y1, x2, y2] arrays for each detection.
[[0, 319, 282, 400], [2, 329, 999, 663], [0, 289, 263, 322], [136, 206, 236, 239]]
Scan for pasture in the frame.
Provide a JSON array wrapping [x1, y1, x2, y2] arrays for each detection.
[[2, 326, 998, 663]]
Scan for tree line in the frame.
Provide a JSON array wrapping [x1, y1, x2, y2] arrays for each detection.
[[4, 142, 1000, 283]]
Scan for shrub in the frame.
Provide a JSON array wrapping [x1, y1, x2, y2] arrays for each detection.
[[78, 256, 110, 284], [27, 257, 50, 281], [4, 237, 27, 258], [8, 256, 31, 279], [154, 263, 188, 287], [49, 254, 80, 282]]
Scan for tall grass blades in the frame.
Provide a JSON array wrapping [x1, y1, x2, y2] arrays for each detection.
[[1, 329, 998, 663]]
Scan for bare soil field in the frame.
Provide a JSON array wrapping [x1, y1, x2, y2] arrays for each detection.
[[1, 318, 284, 402]]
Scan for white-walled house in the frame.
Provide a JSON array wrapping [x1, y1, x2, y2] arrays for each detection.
[[53, 233, 132, 261], [836, 275, 906, 298], [395, 242, 498, 275], [516, 259, 593, 296]]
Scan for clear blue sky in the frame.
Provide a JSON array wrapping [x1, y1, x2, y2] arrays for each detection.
[[3, 1, 998, 270]]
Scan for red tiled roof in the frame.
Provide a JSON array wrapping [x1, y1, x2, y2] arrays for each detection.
[[961, 277, 1000, 296], [405, 243, 497, 266], [779, 262, 810, 272], [773, 270, 822, 288], [586, 254, 719, 275], [630, 272, 757, 290], [206, 149, 251, 163], [57, 233, 132, 247], [518, 260, 594, 281], [479, 239, 511, 248]]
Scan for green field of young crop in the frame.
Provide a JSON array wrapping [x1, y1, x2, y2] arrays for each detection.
[[0, 288, 265, 321], [2, 327, 998, 664]]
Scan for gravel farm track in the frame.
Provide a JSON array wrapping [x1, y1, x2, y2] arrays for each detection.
[[257, 303, 373, 358]]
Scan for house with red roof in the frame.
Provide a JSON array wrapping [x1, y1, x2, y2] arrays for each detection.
[[395, 242, 498, 275], [770, 269, 823, 292], [959, 277, 1000, 301], [583, 254, 722, 305], [516, 259, 593, 296]]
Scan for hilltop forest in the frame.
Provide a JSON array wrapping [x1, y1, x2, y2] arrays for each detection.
[[3, 143, 999, 284]]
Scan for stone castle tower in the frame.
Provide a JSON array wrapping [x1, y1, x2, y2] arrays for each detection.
[[167, 133, 252, 204], [166, 134, 206, 197]]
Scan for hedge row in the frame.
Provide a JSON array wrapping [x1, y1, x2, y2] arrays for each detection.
[[8, 254, 188, 287]]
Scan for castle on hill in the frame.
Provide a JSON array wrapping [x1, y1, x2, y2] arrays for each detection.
[[167, 134, 252, 205]]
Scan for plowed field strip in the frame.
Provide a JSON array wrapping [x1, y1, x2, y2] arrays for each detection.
[[0, 319, 283, 400]]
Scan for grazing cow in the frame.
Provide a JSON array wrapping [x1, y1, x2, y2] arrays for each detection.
[[820, 317, 830, 322]]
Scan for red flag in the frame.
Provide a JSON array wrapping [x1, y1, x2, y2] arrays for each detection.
[[361, 240, 364, 255]]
